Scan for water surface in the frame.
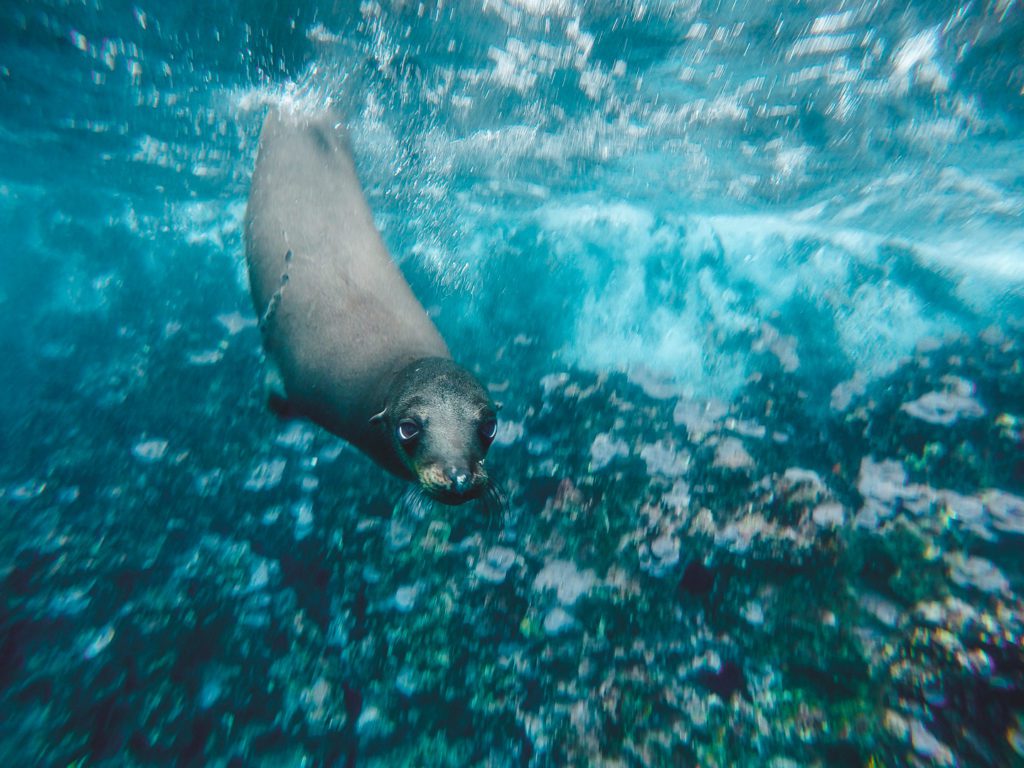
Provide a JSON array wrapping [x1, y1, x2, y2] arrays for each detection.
[[2, 1, 1023, 765]]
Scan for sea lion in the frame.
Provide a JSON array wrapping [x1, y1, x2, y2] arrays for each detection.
[[244, 108, 497, 505]]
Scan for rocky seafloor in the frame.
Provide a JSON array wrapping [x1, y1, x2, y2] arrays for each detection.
[[2, 313, 1023, 766]]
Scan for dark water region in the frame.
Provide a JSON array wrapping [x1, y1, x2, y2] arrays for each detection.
[[2, 0, 1024, 766]]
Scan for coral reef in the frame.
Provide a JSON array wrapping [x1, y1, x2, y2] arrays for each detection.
[[2, 325, 1022, 766]]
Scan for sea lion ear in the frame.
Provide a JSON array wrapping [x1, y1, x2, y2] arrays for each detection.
[[369, 408, 387, 425]]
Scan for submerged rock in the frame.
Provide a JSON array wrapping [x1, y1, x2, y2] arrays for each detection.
[[909, 720, 954, 766], [696, 660, 746, 701], [132, 438, 169, 462], [673, 398, 728, 440], [533, 560, 597, 606], [243, 458, 287, 492], [640, 440, 689, 477], [641, 533, 681, 577], [713, 437, 754, 471], [900, 376, 985, 426], [475, 546, 518, 583], [812, 502, 845, 528], [948, 554, 1009, 595], [590, 432, 629, 470], [677, 561, 716, 597], [5, 323, 1021, 767], [983, 490, 1024, 535], [542, 607, 575, 636]]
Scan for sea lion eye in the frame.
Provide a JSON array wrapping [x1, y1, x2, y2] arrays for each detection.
[[479, 418, 497, 443], [397, 419, 420, 442]]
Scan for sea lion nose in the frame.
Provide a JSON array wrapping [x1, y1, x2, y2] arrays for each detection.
[[449, 469, 472, 494]]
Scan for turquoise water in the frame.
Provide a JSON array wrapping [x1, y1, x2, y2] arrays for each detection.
[[2, 1, 1023, 765]]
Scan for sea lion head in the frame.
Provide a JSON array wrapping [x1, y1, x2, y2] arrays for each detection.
[[375, 357, 497, 505]]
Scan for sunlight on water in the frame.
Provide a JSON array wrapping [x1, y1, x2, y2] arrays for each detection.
[[1, 0, 1022, 765]]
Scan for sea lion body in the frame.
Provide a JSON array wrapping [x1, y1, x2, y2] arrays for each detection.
[[244, 109, 495, 502]]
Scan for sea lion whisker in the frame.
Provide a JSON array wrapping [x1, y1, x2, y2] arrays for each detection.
[[481, 482, 510, 532], [495, 484, 515, 530], [398, 485, 433, 522]]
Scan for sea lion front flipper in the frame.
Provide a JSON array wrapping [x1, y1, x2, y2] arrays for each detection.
[[263, 358, 296, 419]]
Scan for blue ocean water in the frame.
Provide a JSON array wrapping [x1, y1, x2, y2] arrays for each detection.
[[2, 0, 1023, 765]]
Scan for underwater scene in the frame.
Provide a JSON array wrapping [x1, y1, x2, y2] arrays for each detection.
[[2, 0, 1023, 765]]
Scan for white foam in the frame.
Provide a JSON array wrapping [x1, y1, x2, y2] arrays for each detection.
[[810, 11, 858, 35], [232, 62, 338, 118], [548, 205, 987, 393], [788, 33, 857, 59], [218, 13, 1021, 409], [890, 27, 948, 95]]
